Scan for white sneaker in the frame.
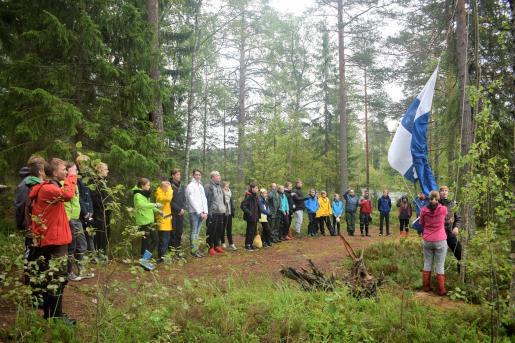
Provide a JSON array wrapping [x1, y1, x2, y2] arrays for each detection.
[[222, 243, 227, 249], [68, 273, 82, 281], [79, 271, 95, 279], [230, 244, 237, 251]]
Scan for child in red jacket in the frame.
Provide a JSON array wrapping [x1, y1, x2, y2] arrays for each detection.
[[359, 190, 372, 236], [29, 158, 77, 324]]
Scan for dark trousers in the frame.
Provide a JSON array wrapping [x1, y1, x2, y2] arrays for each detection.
[[32, 245, 68, 318], [93, 213, 110, 254], [170, 214, 184, 248], [447, 234, 462, 261], [67, 219, 87, 274], [332, 216, 341, 235], [222, 215, 234, 245], [260, 221, 272, 244], [245, 221, 258, 246], [360, 213, 371, 235], [399, 218, 409, 232], [379, 212, 390, 235], [270, 216, 281, 241], [140, 224, 158, 257], [158, 231, 171, 258], [207, 214, 224, 248], [317, 216, 334, 235], [279, 213, 290, 237], [346, 211, 356, 235], [307, 212, 317, 235]]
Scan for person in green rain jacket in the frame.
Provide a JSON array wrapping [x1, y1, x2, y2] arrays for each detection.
[[133, 178, 162, 258]]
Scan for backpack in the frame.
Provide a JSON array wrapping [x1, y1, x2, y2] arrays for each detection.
[[23, 184, 43, 231]]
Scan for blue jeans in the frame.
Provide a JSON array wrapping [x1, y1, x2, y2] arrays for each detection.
[[189, 212, 203, 252], [158, 231, 171, 258]]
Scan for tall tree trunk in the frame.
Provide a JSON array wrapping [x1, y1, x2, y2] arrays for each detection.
[[202, 69, 208, 173], [184, 1, 201, 183], [147, 0, 164, 132], [337, 0, 349, 195], [364, 66, 369, 189], [456, 0, 475, 281], [508, 0, 515, 318], [223, 99, 227, 177], [237, 10, 247, 186]]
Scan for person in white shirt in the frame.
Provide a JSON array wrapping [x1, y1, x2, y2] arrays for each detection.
[[185, 169, 208, 257]]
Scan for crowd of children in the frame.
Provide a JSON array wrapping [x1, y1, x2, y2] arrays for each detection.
[[14, 155, 462, 324]]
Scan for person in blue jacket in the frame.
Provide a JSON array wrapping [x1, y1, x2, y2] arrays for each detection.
[[332, 193, 344, 235], [377, 189, 392, 236], [412, 192, 428, 235], [343, 188, 359, 236], [304, 189, 319, 237]]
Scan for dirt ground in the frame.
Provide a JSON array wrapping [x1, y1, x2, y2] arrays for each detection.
[[0, 225, 461, 329]]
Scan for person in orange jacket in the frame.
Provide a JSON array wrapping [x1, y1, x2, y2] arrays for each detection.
[[29, 158, 78, 324]]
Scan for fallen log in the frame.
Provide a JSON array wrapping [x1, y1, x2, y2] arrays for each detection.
[[280, 233, 383, 298]]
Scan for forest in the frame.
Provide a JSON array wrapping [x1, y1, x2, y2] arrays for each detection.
[[0, 0, 513, 342]]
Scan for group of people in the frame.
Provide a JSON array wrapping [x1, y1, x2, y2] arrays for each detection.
[[14, 155, 111, 324], [13, 153, 463, 324]]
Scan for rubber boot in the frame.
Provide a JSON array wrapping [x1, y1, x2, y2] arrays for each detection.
[[208, 245, 217, 256], [436, 274, 447, 296], [422, 271, 432, 292], [214, 246, 225, 253]]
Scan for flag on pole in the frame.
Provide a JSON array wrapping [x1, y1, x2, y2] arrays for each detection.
[[388, 67, 439, 196]]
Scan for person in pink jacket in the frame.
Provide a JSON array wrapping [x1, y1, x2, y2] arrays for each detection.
[[419, 190, 448, 296]]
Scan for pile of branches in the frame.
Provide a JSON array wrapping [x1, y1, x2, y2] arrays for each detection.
[[280, 234, 383, 298]]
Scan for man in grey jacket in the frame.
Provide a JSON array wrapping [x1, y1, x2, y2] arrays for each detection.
[[204, 171, 227, 256]]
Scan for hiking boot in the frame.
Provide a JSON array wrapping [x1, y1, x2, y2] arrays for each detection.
[[230, 244, 237, 250], [51, 314, 77, 326], [208, 247, 218, 256], [422, 271, 432, 292], [222, 243, 227, 249], [215, 246, 225, 253], [436, 274, 447, 296], [68, 272, 82, 282], [245, 245, 254, 252]]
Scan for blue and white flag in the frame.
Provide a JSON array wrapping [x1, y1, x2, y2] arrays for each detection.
[[388, 67, 439, 196]]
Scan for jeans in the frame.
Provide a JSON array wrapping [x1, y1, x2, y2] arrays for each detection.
[[294, 210, 303, 233], [379, 212, 390, 235], [67, 219, 87, 274], [345, 211, 356, 235], [222, 215, 233, 245], [423, 240, 448, 274], [158, 231, 171, 258], [140, 224, 158, 257], [189, 212, 203, 252], [170, 214, 184, 248]]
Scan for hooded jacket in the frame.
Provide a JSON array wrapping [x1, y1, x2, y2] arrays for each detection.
[[64, 184, 81, 221], [268, 188, 281, 217], [316, 196, 332, 217], [241, 191, 259, 222], [29, 175, 77, 247], [15, 174, 42, 230], [133, 186, 159, 226], [420, 204, 447, 242], [359, 197, 372, 215], [343, 191, 359, 212], [332, 199, 343, 217], [204, 180, 226, 215], [305, 195, 319, 214], [279, 192, 290, 215], [155, 186, 173, 231]]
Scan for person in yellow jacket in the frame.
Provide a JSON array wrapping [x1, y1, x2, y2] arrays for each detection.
[[155, 179, 173, 261], [316, 191, 335, 236]]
